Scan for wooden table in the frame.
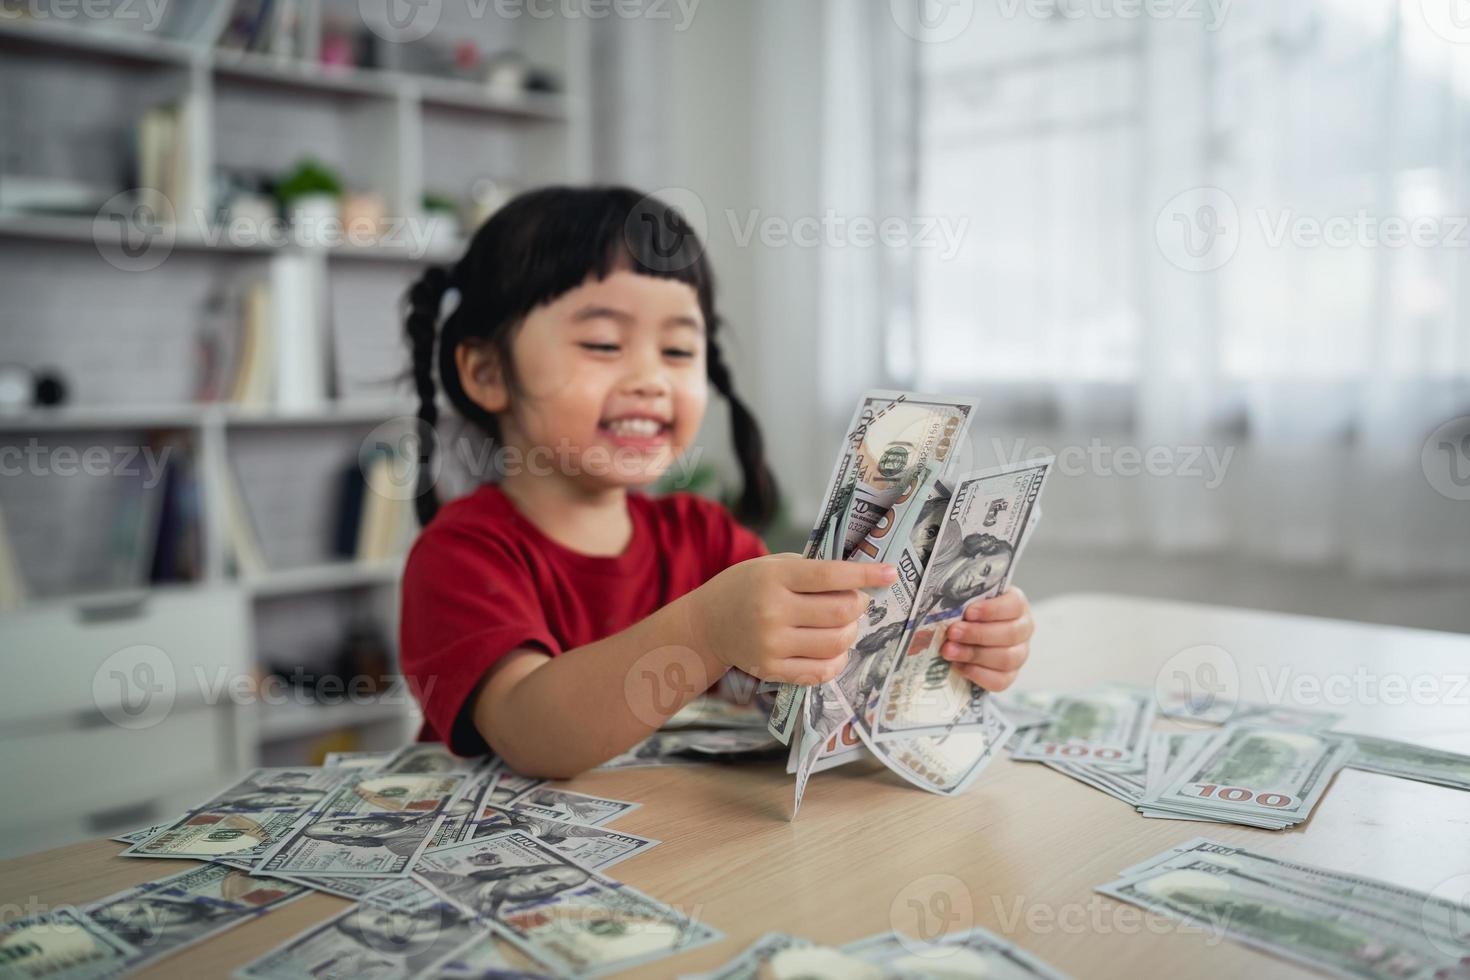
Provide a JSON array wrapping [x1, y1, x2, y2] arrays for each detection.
[[3, 593, 1468, 978]]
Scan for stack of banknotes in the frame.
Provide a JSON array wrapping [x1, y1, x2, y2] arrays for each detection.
[[1005, 684, 1470, 829], [763, 390, 1055, 815], [681, 923, 1072, 979], [0, 742, 739, 979], [1099, 838, 1470, 978]]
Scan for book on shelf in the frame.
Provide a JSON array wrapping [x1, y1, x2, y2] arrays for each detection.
[[0, 502, 26, 612], [226, 279, 276, 407], [134, 100, 195, 216], [149, 444, 204, 585], [216, 0, 320, 59], [216, 455, 268, 577], [156, 2, 236, 45], [333, 450, 414, 564]]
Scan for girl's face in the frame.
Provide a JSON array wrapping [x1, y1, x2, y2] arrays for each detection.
[[464, 269, 709, 489]]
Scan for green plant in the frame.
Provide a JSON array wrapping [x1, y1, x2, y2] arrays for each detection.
[[422, 192, 459, 214], [275, 158, 343, 206]]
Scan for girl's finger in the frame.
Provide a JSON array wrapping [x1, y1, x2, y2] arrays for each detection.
[[774, 653, 850, 686], [786, 560, 898, 594], [947, 615, 1032, 649], [952, 661, 1018, 692], [941, 641, 1028, 672], [791, 589, 871, 628], [963, 586, 1026, 622], [783, 624, 859, 661]]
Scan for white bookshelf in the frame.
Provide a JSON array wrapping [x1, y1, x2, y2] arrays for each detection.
[[0, 5, 591, 819]]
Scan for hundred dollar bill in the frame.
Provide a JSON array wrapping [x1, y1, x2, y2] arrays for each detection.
[[603, 727, 779, 769], [1154, 691, 1344, 731], [1340, 732, 1470, 791], [871, 459, 1051, 741], [1114, 838, 1470, 952], [1007, 687, 1155, 769], [679, 932, 813, 980], [463, 803, 659, 870], [787, 716, 871, 776], [258, 772, 467, 877], [381, 742, 486, 774], [323, 750, 395, 769], [769, 390, 978, 744], [1044, 760, 1148, 806], [236, 877, 484, 980], [120, 768, 348, 863], [0, 908, 138, 980], [485, 770, 545, 806], [414, 831, 722, 976], [504, 787, 640, 826], [434, 929, 553, 978], [236, 861, 395, 901], [791, 671, 870, 815], [1098, 857, 1461, 979], [789, 481, 957, 813], [845, 461, 942, 566], [1144, 726, 1355, 828], [84, 861, 307, 972], [842, 923, 1073, 979], [427, 769, 501, 849], [112, 821, 172, 845], [1144, 731, 1204, 798], [663, 696, 768, 731], [764, 946, 880, 978], [598, 735, 711, 770], [868, 698, 1015, 797]]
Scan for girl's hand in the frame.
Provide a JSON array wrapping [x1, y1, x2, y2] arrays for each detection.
[[687, 554, 898, 685], [940, 586, 1034, 692]]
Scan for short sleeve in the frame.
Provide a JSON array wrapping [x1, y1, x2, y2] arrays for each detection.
[[399, 527, 559, 755], [665, 492, 768, 579]]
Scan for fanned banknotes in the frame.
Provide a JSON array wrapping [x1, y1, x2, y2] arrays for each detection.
[[784, 444, 1053, 814], [768, 390, 979, 745]]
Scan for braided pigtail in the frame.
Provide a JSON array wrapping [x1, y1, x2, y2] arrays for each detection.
[[707, 338, 779, 529], [405, 266, 451, 526]]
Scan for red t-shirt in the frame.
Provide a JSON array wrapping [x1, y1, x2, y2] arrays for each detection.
[[399, 484, 768, 754]]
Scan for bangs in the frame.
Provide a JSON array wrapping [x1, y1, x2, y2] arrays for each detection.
[[451, 186, 715, 330]]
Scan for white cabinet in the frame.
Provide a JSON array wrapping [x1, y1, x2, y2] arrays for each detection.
[[0, 587, 253, 856]]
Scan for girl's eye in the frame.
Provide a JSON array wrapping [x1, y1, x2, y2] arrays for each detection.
[[578, 342, 620, 354], [663, 348, 696, 359]]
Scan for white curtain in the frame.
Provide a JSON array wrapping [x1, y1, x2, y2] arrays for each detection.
[[832, 0, 1470, 578]]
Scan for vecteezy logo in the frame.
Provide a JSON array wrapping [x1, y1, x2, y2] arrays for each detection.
[[359, 0, 441, 43], [888, 873, 974, 956], [624, 646, 707, 727], [1422, 873, 1470, 959], [361, 418, 441, 503], [93, 645, 176, 730], [1422, 416, 1470, 501], [93, 191, 176, 272], [890, 0, 975, 43], [624, 187, 709, 273], [1154, 187, 1240, 272], [1154, 644, 1240, 726], [1419, 0, 1470, 44]]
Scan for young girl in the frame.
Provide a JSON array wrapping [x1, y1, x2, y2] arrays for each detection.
[[399, 186, 1035, 778]]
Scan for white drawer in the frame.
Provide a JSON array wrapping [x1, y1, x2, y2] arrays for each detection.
[[0, 587, 250, 724], [2, 704, 226, 810]]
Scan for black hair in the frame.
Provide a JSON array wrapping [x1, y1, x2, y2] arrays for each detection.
[[404, 185, 778, 529]]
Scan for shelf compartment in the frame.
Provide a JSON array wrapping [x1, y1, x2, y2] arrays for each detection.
[[256, 696, 414, 742]]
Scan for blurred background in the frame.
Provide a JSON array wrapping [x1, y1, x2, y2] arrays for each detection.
[[0, 0, 1467, 853]]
